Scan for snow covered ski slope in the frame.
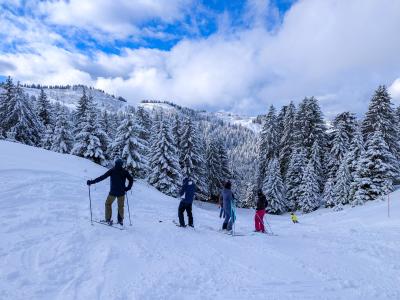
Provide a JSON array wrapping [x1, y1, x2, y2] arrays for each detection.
[[0, 141, 400, 300]]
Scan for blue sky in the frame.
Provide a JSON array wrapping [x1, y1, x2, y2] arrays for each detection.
[[0, 0, 295, 54], [1, 0, 400, 117]]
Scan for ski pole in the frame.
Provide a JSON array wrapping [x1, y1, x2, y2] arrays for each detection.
[[231, 203, 234, 236], [88, 185, 93, 225], [231, 200, 236, 236], [126, 192, 132, 226], [264, 217, 274, 235], [255, 211, 274, 235]]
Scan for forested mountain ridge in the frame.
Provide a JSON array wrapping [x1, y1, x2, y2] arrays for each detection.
[[0, 80, 258, 206], [21, 84, 126, 112], [1, 77, 399, 212]]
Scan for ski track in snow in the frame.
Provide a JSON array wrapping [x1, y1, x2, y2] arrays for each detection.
[[0, 141, 400, 300]]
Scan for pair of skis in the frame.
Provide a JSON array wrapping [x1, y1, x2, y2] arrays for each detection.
[[172, 220, 196, 230], [220, 230, 246, 237], [221, 230, 277, 237], [250, 231, 278, 236], [92, 220, 126, 231], [172, 220, 244, 236]]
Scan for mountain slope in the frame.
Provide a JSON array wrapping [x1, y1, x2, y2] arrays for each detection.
[[211, 111, 261, 133], [139, 101, 261, 133], [23, 86, 126, 112], [0, 141, 399, 300]]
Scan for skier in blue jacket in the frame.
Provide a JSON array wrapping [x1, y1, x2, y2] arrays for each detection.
[[220, 181, 235, 231], [178, 177, 196, 227]]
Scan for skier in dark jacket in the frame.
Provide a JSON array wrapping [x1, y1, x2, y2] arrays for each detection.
[[87, 158, 133, 225], [220, 181, 235, 231], [178, 177, 196, 227], [254, 189, 268, 232]]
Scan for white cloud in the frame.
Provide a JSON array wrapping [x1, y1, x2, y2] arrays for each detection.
[[389, 78, 400, 104], [1, 47, 92, 85], [91, 0, 400, 115], [38, 0, 192, 39], [2, 0, 400, 117]]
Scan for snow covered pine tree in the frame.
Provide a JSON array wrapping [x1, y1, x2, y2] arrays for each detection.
[[148, 114, 182, 197], [111, 114, 148, 178], [263, 158, 286, 214]]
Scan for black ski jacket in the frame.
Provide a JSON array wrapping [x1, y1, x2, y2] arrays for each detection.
[[256, 193, 268, 211], [91, 162, 133, 197]]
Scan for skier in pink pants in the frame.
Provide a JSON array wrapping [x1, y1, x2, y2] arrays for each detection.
[[254, 189, 268, 232]]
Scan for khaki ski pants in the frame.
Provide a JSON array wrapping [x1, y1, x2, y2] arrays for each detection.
[[105, 195, 125, 221]]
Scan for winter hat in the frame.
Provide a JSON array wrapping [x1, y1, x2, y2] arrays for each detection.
[[115, 158, 123, 168], [224, 181, 232, 189]]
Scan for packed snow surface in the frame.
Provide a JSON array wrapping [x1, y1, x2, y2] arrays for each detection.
[[0, 141, 399, 300]]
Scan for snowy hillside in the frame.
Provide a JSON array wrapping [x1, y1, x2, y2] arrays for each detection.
[[23, 86, 126, 112], [1, 140, 399, 300], [139, 101, 179, 113], [22, 85, 260, 133], [212, 111, 261, 133], [139, 101, 261, 133]]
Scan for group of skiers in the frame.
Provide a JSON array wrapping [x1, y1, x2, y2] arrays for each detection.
[[87, 158, 298, 230], [177, 176, 299, 232]]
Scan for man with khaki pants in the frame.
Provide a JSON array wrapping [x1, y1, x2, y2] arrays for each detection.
[[87, 159, 133, 226], [105, 195, 125, 223]]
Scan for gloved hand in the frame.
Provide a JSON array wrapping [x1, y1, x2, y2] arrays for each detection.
[[87, 180, 93, 186]]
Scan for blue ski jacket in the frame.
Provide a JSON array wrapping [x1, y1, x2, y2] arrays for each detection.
[[180, 178, 196, 204], [221, 188, 234, 213]]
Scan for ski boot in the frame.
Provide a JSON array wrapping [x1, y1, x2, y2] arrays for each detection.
[[100, 219, 113, 226]]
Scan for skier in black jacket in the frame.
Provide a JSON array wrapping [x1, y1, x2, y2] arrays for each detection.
[[87, 158, 133, 225], [254, 189, 268, 232]]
